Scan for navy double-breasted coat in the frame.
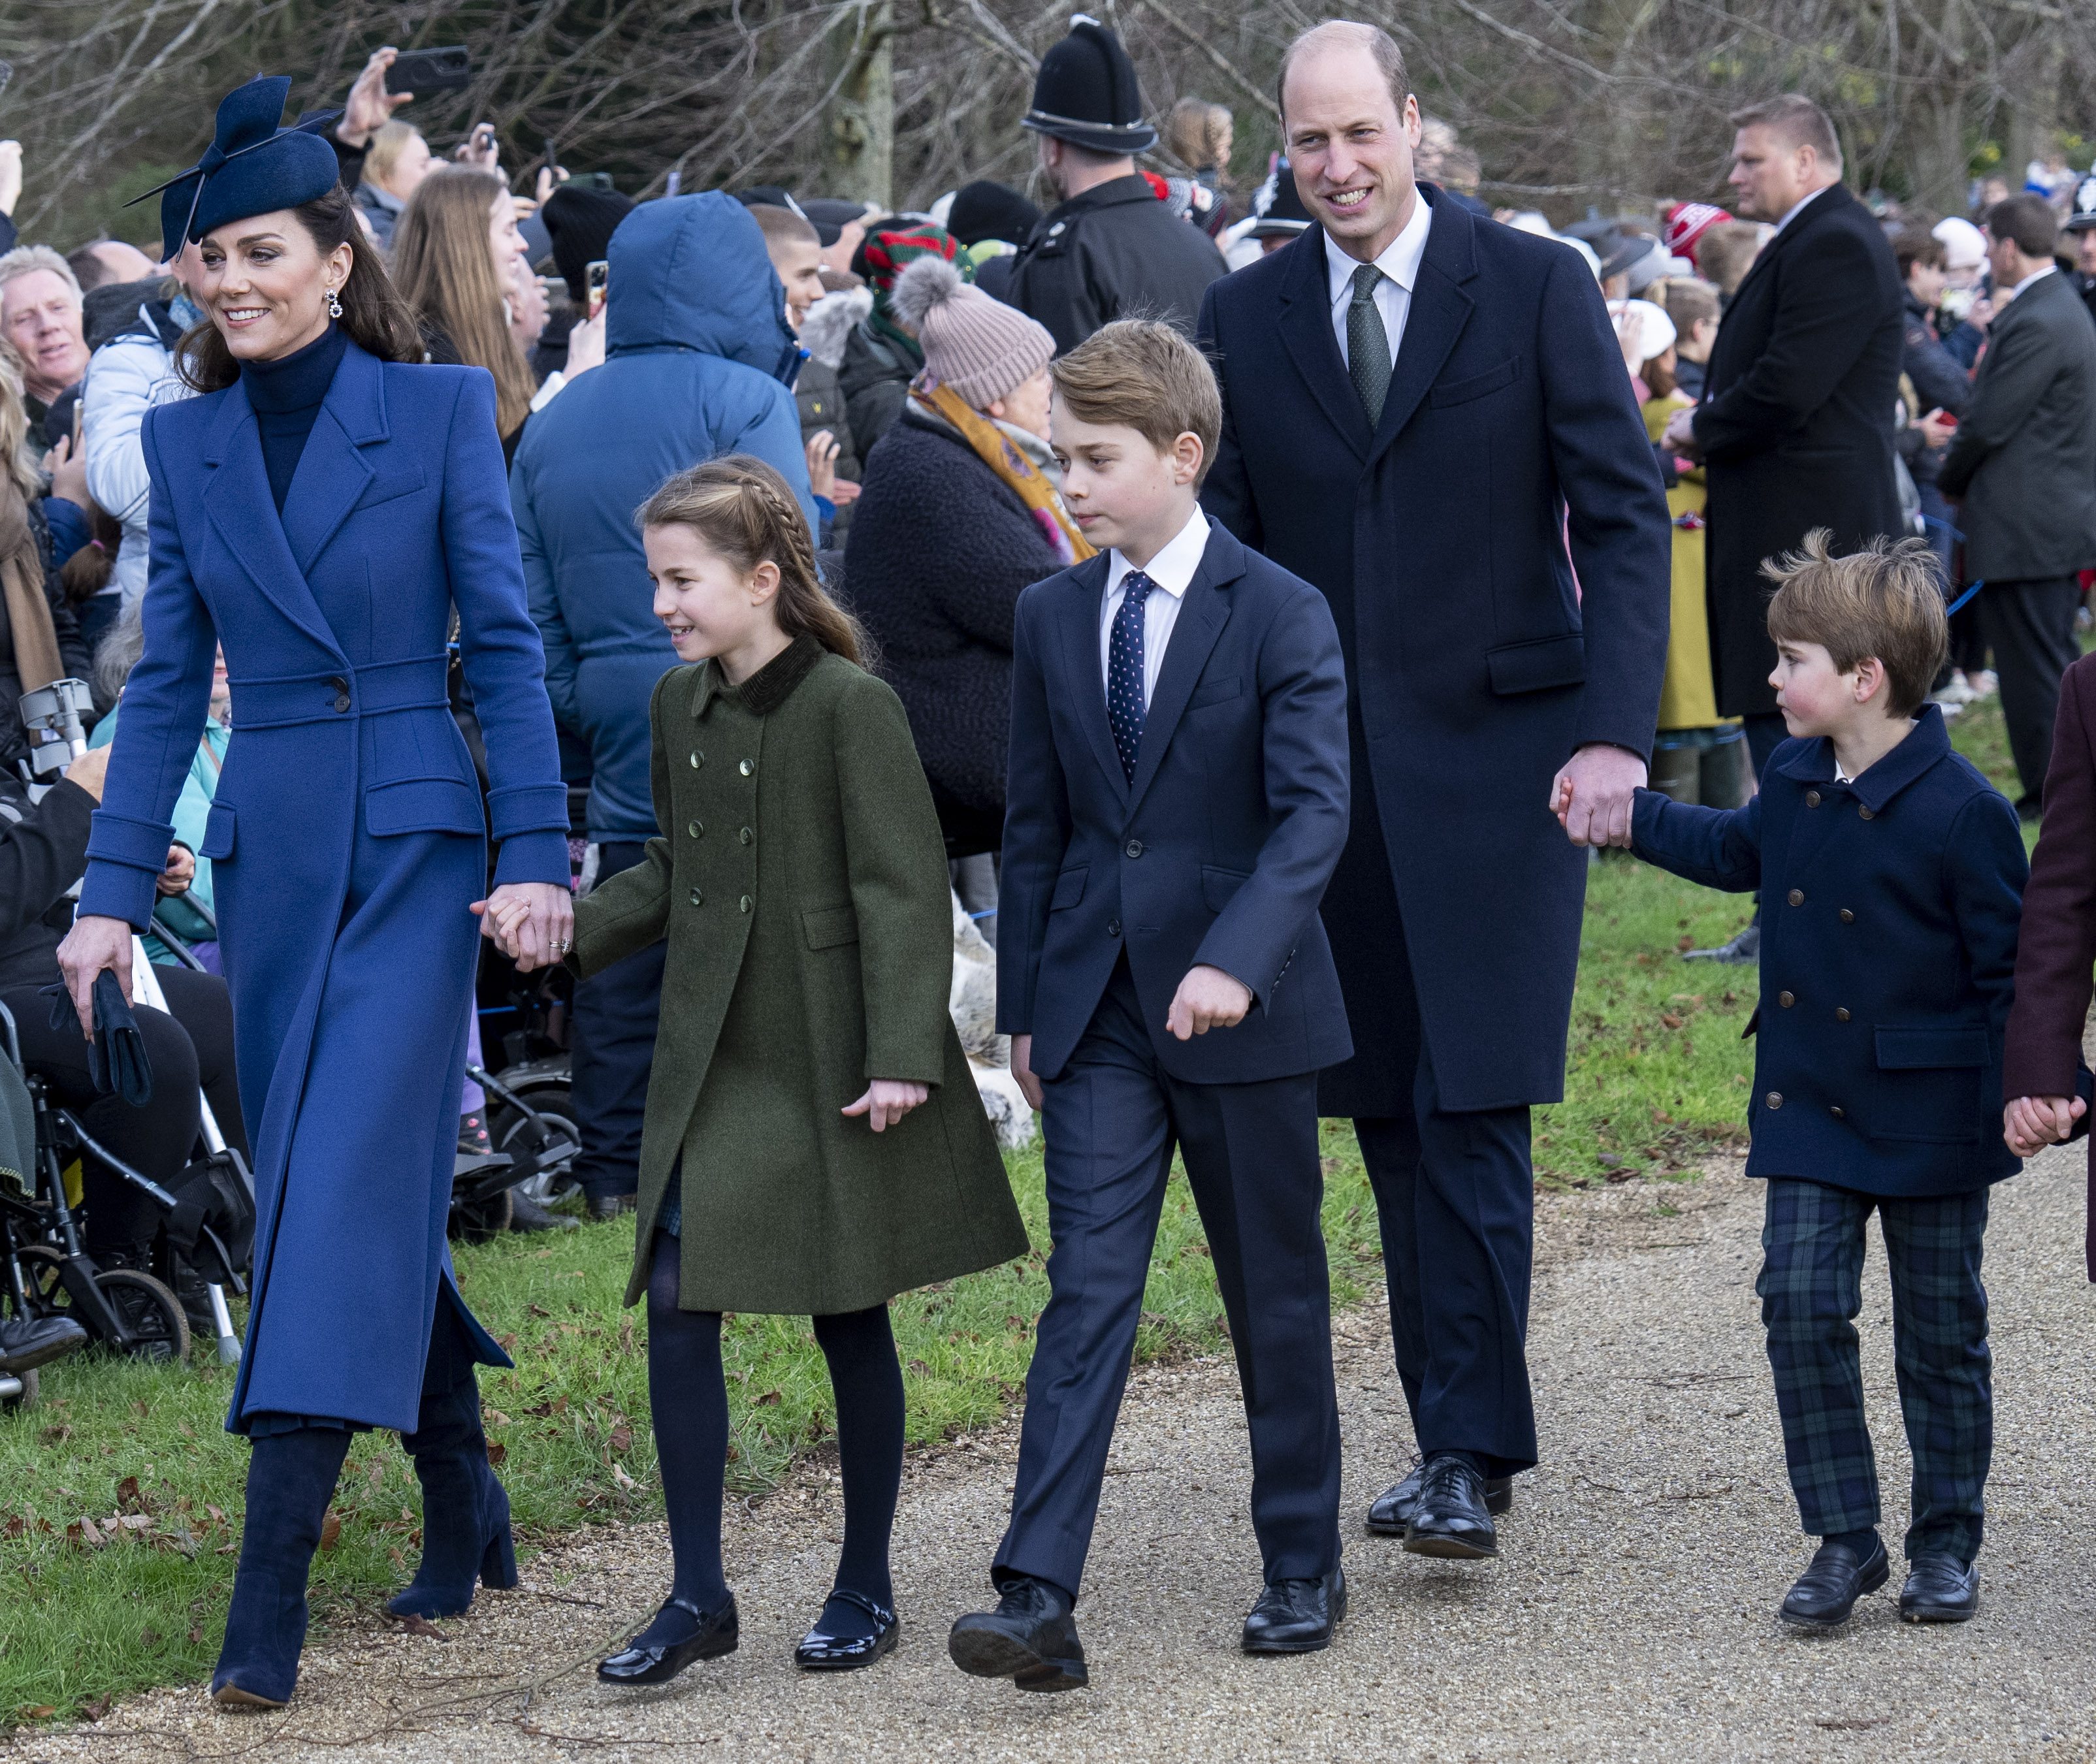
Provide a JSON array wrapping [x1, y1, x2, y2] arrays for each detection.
[[1632, 707, 2025, 1196], [80, 340, 570, 1433]]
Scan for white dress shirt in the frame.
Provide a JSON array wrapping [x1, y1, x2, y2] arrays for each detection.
[[1327, 192, 1434, 370], [2010, 263, 2058, 298], [1099, 506, 1212, 713], [1773, 183, 1834, 234]]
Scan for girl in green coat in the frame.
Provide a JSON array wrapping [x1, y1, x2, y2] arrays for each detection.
[[489, 455, 1026, 1683]]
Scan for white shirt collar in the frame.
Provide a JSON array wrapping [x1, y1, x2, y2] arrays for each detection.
[[1325, 189, 1434, 310], [1107, 505, 1210, 600], [1774, 183, 1835, 234], [2011, 263, 2058, 297]]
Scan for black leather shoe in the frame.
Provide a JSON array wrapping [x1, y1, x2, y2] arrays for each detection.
[[1899, 1552, 1979, 1623], [588, 1194, 637, 1222], [1367, 1463, 1513, 1535], [1683, 921, 1760, 964], [1779, 1537, 1889, 1628], [597, 1594, 739, 1684], [1242, 1567, 1346, 1654], [796, 1590, 901, 1670], [948, 1575, 1088, 1692], [509, 1193, 578, 1233], [0, 1313, 88, 1374], [1403, 1454, 1498, 1560]]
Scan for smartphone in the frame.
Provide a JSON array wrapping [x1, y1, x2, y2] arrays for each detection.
[[585, 259, 608, 319], [385, 47, 472, 95]]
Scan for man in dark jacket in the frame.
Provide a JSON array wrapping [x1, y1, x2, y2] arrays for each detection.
[[1007, 20, 1223, 354], [1663, 94, 1904, 785], [509, 194, 811, 1218], [1938, 195, 2096, 816]]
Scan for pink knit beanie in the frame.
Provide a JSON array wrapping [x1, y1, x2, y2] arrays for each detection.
[[891, 255, 1055, 408]]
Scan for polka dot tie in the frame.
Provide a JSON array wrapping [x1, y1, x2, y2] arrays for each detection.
[[1108, 570, 1156, 782]]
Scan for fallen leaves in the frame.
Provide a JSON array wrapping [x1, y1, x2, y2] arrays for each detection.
[[607, 1423, 633, 1454], [393, 1612, 448, 1641], [485, 1441, 508, 1469], [317, 1511, 342, 1551]]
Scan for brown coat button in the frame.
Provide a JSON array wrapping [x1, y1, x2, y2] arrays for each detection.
[[1779, 991, 1795, 1007], [1839, 908, 1854, 923], [1858, 806, 1875, 820], [1836, 1007, 1850, 1021], [1805, 790, 1822, 807], [1787, 889, 1804, 906], [1765, 1092, 1783, 1109]]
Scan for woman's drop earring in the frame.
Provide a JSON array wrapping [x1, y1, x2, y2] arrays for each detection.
[[326, 285, 344, 319]]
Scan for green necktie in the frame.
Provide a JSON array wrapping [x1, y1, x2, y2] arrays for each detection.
[[1348, 263, 1391, 426]]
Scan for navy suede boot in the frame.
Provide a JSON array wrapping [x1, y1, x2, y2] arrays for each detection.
[[212, 1427, 353, 1709], [389, 1374, 519, 1618]]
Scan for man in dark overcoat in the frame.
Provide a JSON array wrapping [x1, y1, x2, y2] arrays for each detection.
[[1197, 20, 1670, 1556], [1661, 95, 1904, 786], [1007, 20, 1223, 354]]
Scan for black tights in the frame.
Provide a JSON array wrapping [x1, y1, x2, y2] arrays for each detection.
[[641, 1231, 904, 1643]]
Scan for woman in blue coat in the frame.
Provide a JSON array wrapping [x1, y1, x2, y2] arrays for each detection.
[[56, 79, 575, 1710]]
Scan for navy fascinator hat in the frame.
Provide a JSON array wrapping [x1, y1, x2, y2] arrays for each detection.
[[135, 76, 344, 250]]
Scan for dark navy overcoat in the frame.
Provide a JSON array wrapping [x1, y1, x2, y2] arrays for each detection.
[[1632, 707, 2025, 1197], [80, 340, 570, 1432], [1198, 186, 1671, 1114]]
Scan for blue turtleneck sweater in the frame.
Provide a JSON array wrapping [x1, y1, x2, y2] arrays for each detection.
[[240, 323, 348, 513]]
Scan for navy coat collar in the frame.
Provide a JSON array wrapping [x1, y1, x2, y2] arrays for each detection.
[[1276, 185, 1479, 467], [1727, 182, 1856, 309], [1773, 701, 1954, 812]]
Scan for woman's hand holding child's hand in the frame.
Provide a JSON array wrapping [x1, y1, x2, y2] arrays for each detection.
[[843, 1079, 928, 1132], [2004, 1094, 2086, 1157], [472, 883, 574, 970]]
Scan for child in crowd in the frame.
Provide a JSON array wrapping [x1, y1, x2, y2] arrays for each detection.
[[950, 321, 1353, 1689], [1656, 276, 1720, 402], [1562, 532, 2025, 1629], [491, 455, 1025, 1682]]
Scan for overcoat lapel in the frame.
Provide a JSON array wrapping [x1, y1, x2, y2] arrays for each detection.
[[1280, 233, 1374, 460], [1368, 195, 1476, 468], [200, 383, 346, 660], [1127, 537, 1240, 810], [1057, 555, 1130, 805], [280, 344, 387, 577]]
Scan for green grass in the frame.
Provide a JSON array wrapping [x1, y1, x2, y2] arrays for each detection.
[[0, 679, 2031, 1723]]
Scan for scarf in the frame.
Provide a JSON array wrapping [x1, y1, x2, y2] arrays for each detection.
[[0, 486, 63, 696], [911, 381, 1094, 568]]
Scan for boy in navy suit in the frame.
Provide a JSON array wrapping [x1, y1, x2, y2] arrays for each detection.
[[1568, 533, 2025, 1630], [948, 322, 1353, 1689]]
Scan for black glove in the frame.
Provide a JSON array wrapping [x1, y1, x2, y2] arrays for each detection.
[[40, 971, 153, 1106]]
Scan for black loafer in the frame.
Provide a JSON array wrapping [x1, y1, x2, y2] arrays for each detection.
[[1780, 1538, 1889, 1628], [1899, 1552, 1979, 1623], [1242, 1567, 1346, 1654], [597, 1594, 739, 1684], [1367, 1463, 1513, 1535], [796, 1589, 901, 1670], [1403, 1454, 1498, 1560], [948, 1575, 1088, 1692]]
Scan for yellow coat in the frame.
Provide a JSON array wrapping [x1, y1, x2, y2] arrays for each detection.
[[1643, 394, 1728, 733]]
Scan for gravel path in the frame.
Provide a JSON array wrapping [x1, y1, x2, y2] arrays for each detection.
[[18, 1145, 2096, 1763]]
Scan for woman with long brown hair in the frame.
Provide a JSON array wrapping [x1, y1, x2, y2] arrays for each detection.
[[390, 167, 540, 446], [0, 351, 95, 767]]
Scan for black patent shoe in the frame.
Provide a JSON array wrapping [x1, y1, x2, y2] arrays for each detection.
[[1242, 1567, 1346, 1654], [597, 1594, 739, 1684], [1780, 1537, 1889, 1628], [1367, 1462, 1513, 1535], [1899, 1552, 1979, 1623], [948, 1575, 1088, 1692], [1403, 1454, 1499, 1560], [795, 1589, 901, 1671]]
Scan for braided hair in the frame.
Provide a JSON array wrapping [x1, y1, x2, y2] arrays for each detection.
[[637, 455, 868, 667]]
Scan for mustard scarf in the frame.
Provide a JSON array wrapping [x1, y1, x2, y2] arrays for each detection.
[[909, 382, 1094, 567], [0, 485, 63, 697]]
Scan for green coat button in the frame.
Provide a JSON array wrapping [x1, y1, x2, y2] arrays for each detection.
[[739, 758, 754, 777], [739, 895, 752, 913], [688, 820, 703, 838], [739, 827, 753, 845], [688, 890, 703, 907], [690, 750, 703, 769]]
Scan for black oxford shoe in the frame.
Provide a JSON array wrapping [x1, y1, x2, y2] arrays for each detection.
[[1899, 1553, 1979, 1623], [1242, 1567, 1346, 1654], [1367, 1463, 1513, 1535], [796, 1590, 902, 1671], [1779, 1537, 1889, 1628], [597, 1594, 739, 1684], [948, 1575, 1088, 1692], [1403, 1454, 1499, 1560]]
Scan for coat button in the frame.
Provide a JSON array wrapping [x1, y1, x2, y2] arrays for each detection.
[[1805, 790, 1822, 807], [1839, 908, 1854, 923], [1858, 806, 1875, 820], [1106, 919, 1122, 938], [739, 758, 754, 777], [327, 675, 348, 692], [1779, 991, 1795, 1007], [690, 750, 703, 769], [1125, 839, 1144, 859], [739, 895, 752, 913], [688, 889, 703, 907], [1787, 889, 1803, 906], [739, 827, 752, 845], [1765, 1091, 1783, 1109], [688, 821, 702, 838], [334, 692, 351, 713], [1830, 1105, 1845, 1119], [1836, 1007, 1850, 1022]]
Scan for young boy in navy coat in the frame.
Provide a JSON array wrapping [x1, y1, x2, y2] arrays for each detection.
[[948, 321, 1353, 1690], [1576, 532, 2027, 1630]]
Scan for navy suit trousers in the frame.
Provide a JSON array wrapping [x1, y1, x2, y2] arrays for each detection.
[[568, 841, 662, 1199], [995, 959, 1341, 1599]]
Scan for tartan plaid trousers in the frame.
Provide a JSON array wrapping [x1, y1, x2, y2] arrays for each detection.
[[1757, 1178, 1992, 1562]]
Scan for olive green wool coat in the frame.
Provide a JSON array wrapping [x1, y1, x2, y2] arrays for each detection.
[[570, 635, 1028, 1315]]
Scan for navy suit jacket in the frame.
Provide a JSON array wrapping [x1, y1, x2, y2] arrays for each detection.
[[1199, 187, 1671, 1114], [997, 521, 1353, 1085], [1632, 707, 2025, 1197]]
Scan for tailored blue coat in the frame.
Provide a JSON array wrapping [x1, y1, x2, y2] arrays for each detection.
[[80, 340, 571, 1433], [997, 521, 1355, 1084], [1198, 186, 1672, 1115], [1631, 706, 2026, 1197]]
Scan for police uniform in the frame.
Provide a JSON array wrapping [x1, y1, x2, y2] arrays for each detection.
[[1006, 20, 1223, 353], [2069, 172, 2096, 330]]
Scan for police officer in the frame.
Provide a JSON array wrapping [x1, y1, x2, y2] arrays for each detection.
[[2069, 172, 2096, 330], [1007, 16, 1224, 353]]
